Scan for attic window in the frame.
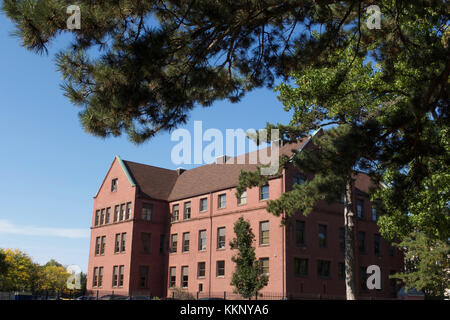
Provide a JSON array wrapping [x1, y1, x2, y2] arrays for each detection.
[[111, 178, 118, 192]]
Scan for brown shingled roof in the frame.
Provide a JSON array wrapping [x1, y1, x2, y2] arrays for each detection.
[[121, 137, 377, 202], [122, 160, 178, 201], [168, 139, 309, 201], [122, 138, 310, 202]]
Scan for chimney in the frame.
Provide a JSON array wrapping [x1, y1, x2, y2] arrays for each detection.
[[215, 155, 231, 164], [176, 167, 186, 176]]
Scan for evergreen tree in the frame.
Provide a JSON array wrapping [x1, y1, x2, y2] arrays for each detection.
[[237, 125, 368, 299], [394, 232, 449, 298], [2, 1, 447, 145], [230, 217, 268, 299], [375, 123, 450, 298]]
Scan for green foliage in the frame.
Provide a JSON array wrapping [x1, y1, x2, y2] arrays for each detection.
[[391, 232, 450, 298], [0, 249, 40, 292], [37, 265, 71, 292], [3, 1, 447, 143], [376, 125, 450, 243], [229, 217, 268, 299], [0, 250, 10, 289], [0, 250, 9, 275], [238, 125, 365, 221], [0, 248, 73, 294], [45, 259, 63, 267]]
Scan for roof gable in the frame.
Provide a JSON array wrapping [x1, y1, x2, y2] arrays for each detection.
[[94, 156, 136, 198]]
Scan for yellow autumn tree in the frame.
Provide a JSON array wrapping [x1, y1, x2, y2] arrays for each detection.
[[0, 249, 39, 292], [37, 265, 71, 293]]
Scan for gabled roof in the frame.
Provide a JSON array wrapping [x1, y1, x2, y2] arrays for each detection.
[[112, 138, 309, 202], [122, 160, 179, 201], [110, 134, 375, 202]]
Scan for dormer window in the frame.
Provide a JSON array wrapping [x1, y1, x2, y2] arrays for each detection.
[[111, 178, 118, 192]]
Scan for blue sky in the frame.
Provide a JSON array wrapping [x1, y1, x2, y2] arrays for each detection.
[[0, 14, 293, 272]]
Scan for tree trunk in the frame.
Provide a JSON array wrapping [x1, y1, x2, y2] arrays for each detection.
[[344, 178, 356, 300]]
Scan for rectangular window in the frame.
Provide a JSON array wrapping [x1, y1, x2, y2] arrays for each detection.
[[169, 267, 176, 288], [112, 266, 118, 287], [357, 199, 364, 219], [181, 266, 189, 288], [125, 202, 132, 220], [114, 234, 120, 253], [121, 233, 126, 252], [95, 210, 100, 226], [120, 204, 125, 221], [183, 202, 191, 220], [172, 204, 179, 222], [317, 260, 331, 278], [293, 174, 306, 185], [114, 205, 119, 222], [260, 221, 270, 245], [294, 258, 308, 277], [119, 265, 124, 287], [200, 198, 208, 212], [170, 234, 178, 253], [259, 258, 269, 276], [318, 224, 328, 248], [100, 209, 105, 225], [98, 267, 103, 287], [142, 203, 153, 221], [141, 232, 151, 254], [139, 266, 149, 289], [182, 232, 190, 252], [374, 234, 381, 256], [100, 236, 106, 255], [339, 227, 345, 252], [105, 207, 111, 224], [197, 262, 206, 278], [217, 227, 226, 249], [372, 207, 377, 221], [111, 178, 118, 192], [238, 190, 247, 205], [296, 221, 306, 246], [93, 267, 98, 287], [216, 260, 225, 277], [159, 234, 165, 254], [338, 262, 345, 280], [260, 185, 269, 200], [198, 230, 207, 251], [358, 231, 366, 253], [95, 237, 100, 255], [218, 194, 226, 209]]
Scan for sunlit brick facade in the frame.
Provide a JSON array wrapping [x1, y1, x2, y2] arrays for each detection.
[[86, 139, 403, 299]]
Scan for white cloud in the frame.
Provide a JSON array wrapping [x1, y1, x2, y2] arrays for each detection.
[[0, 220, 89, 239]]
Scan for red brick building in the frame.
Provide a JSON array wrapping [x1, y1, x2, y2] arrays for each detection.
[[86, 139, 403, 299]]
